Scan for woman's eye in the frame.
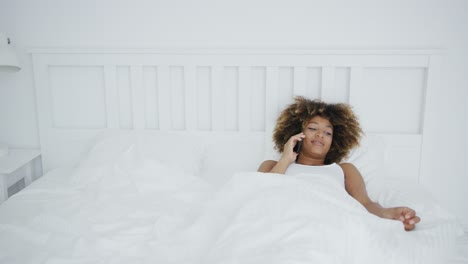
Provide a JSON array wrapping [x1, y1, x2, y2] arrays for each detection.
[[325, 132, 333, 136], [308, 127, 317, 130]]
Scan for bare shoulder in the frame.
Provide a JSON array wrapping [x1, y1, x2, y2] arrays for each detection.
[[257, 160, 278, 172], [338, 163, 362, 179], [338, 162, 358, 173], [339, 163, 363, 184]]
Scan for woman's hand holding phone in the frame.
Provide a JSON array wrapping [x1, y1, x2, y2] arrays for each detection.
[[280, 132, 305, 164]]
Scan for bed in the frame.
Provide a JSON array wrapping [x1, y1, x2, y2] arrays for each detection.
[[0, 48, 465, 263]]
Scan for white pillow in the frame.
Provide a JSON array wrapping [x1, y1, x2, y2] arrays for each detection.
[[116, 144, 205, 193], [72, 142, 211, 198], [199, 133, 265, 186], [79, 129, 205, 176], [343, 134, 386, 184]]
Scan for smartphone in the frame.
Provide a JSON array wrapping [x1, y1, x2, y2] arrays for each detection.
[[293, 140, 303, 153]]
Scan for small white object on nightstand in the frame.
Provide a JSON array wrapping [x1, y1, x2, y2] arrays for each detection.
[[0, 149, 42, 204]]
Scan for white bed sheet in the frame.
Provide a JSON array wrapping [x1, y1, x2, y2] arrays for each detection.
[[0, 145, 464, 264]]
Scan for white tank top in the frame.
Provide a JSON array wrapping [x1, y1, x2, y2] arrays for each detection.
[[284, 163, 345, 188]]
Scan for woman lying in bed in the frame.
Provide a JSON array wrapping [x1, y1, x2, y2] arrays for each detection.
[[258, 97, 421, 231]]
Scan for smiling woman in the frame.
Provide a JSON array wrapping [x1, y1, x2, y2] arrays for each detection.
[[258, 96, 421, 231], [298, 115, 334, 164], [271, 97, 362, 165]]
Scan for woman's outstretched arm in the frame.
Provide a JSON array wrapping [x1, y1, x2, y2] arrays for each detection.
[[340, 163, 421, 231]]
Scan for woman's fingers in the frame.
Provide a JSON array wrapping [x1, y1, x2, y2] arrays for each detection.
[[396, 207, 420, 231], [400, 207, 416, 221], [404, 215, 420, 225], [404, 222, 415, 231], [293, 132, 305, 144], [292, 132, 305, 141], [385, 207, 421, 231], [404, 216, 420, 231], [285, 132, 305, 149], [281, 133, 305, 163]]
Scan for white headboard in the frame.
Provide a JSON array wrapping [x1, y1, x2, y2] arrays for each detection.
[[30, 48, 440, 182]]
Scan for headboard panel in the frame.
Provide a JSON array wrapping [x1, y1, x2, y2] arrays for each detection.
[[30, 48, 440, 182]]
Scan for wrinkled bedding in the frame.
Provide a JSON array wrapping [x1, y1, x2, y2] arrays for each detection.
[[0, 146, 462, 264], [150, 172, 461, 264]]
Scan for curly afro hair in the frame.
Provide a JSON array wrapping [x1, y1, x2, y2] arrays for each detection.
[[273, 96, 363, 164]]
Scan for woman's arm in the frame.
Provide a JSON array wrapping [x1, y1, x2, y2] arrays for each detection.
[[257, 159, 291, 174], [340, 163, 421, 231], [257, 132, 305, 173]]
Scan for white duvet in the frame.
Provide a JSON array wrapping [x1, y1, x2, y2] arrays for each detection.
[[0, 147, 462, 264], [150, 172, 461, 264]]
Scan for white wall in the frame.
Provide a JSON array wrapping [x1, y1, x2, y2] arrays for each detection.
[[1, 0, 467, 226]]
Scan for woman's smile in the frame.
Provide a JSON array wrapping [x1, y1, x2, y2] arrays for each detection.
[[311, 140, 324, 146]]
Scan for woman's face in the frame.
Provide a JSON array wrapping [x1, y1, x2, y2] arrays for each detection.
[[300, 115, 333, 159]]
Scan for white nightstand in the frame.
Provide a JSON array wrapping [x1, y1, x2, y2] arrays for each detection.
[[0, 149, 42, 203]]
